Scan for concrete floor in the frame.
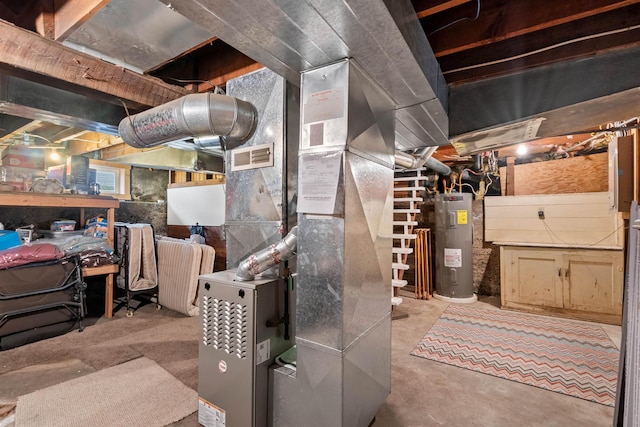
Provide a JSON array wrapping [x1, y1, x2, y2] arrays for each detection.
[[0, 291, 620, 427]]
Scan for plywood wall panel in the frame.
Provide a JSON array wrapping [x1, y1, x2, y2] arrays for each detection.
[[485, 192, 624, 248], [499, 152, 608, 195]]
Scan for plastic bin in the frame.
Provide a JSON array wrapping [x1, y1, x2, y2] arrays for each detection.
[[50, 220, 76, 231], [0, 230, 21, 250]]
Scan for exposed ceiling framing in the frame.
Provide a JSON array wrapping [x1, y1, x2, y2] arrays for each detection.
[[0, 0, 638, 167]]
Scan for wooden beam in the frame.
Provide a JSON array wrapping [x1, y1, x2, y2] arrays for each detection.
[[153, 39, 262, 90], [413, 0, 472, 18], [53, 0, 109, 41], [440, 4, 640, 82], [505, 157, 515, 196], [35, 0, 55, 40], [424, 0, 640, 57], [198, 63, 265, 91], [0, 18, 188, 108]]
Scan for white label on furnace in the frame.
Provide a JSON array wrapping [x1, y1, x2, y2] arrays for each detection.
[[444, 248, 462, 268], [256, 339, 271, 365], [303, 88, 345, 124], [297, 153, 342, 214], [198, 397, 226, 427]]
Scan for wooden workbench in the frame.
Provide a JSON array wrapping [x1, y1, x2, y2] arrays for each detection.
[[0, 193, 120, 318]]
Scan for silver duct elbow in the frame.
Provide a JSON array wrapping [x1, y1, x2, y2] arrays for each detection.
[[394, 147, 440, 170], [394, 147, 465, 177], [394, 150, 419, 169], [118, 93, 257, 149], [235, 226, 298, 281]]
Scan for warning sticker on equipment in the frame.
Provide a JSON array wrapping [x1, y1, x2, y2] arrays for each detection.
[[457, 210, 468, 225], [444, 248, 462, 268], [199, 397, 225, 427], [256, 339, 271, 365]]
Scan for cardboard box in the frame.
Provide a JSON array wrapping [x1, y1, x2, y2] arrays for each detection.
[[1, 147, 45, 170]]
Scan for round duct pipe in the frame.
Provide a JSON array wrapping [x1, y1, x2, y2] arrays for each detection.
[[118, 93, 257, 150], [394, 147, 448, 173], [235, 226, 298, 282]]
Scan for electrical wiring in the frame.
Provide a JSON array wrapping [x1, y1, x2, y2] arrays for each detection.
[[459, 182, 478, 195], [428, 0, 481, 36], [445, 23, 640, 75], [541, 219, 626, 247]]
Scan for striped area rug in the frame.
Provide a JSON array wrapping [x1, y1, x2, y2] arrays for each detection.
[[411, 305, 619, 406]]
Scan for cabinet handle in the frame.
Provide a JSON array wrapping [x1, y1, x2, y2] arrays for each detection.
[[564, 268, 569, 279], [558, 268, 562, 277]]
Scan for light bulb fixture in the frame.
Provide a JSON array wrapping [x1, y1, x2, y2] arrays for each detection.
[[50, 151, 61, 161], [516, 143, 528, 156]]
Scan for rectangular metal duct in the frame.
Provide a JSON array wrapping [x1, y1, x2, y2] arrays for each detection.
[[224, 67, 299, 268], [158, 0, 448, 150], [62, 0, 216, 73], [0, 75, 124, 135], [272, 59, 393, 427]]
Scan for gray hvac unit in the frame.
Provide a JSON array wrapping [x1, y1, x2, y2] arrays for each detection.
[[434, 192, 476, 303], [197, 270, 291, 427]]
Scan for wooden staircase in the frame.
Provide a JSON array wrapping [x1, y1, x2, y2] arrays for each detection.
[[392, 167, 426, 306]]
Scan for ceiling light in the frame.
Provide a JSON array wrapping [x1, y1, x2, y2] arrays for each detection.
[[516, 144, 528, 156], [50, 151, 61, 161]]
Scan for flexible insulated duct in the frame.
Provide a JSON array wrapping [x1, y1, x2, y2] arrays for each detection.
[[118, 93, 257, 149], [235, 226, 298, 281]]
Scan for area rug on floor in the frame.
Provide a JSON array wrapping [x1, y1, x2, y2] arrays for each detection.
[[15, 357, 197, 426], [411, 305, 619, 406]]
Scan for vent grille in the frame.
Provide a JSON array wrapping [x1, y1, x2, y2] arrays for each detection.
[[231, 142, 274, 171], [202, 295, 248, 359]]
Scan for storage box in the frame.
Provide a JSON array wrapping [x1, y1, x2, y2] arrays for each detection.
[[0, 230, 21, 250], [1, 166, 47, 191], [1, 147, 45, 170], [50, 220, 76, 231], [84, 216, 108, 238], [37, 230, 84, 239]]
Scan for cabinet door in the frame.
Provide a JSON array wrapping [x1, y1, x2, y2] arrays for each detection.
[[503, 248, 564, 308], [563, 250, 624, 315]]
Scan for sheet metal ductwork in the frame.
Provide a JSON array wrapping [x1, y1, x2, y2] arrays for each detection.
[[118, 92, 257, 149], [395, 147, 455, 177], [394, 147, 437, 170], [235, 226, 298, 281]]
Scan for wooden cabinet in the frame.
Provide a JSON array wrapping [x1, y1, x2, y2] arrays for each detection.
[[500, 245, 624, 324], [0, 193, 120, 318]]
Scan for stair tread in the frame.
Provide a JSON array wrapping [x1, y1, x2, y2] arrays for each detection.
[[392, 262, 410, 270], [394, 197, 423, 202], [394, 208, 421, 213], [393, 186, 425, 191], [393, 234, 417, 239], [393, 220, 418, 226], [392, 279, 408, 287], [394, 176, 426, 182], [392, 247, 413, 254], [391, 296, 403, 306]]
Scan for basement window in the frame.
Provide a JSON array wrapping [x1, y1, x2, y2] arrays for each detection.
[[89, 159, 131, 200]]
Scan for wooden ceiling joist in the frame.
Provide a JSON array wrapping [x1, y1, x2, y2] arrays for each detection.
[[441, 4, 640, 82], [0, 18, 188, 109], [413, 0, 472, 18], [52, 0, 110, 41], [423, 0, 640, 57]]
